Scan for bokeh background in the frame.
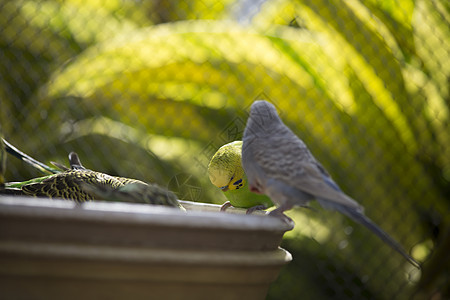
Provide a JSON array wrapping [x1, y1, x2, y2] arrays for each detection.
[[1, 0, 449, 299]]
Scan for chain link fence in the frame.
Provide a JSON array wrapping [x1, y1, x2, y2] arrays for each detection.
[[1, 0, 449, 299]]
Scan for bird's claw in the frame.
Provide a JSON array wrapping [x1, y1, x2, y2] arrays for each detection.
[[220, 201, 232, 212], [245, 204, 267, 215], [268, 209, 294, 224]]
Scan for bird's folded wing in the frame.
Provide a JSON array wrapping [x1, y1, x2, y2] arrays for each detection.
[[251, 133, 361, 209]]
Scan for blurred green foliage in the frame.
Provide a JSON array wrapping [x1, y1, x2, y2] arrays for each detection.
[[1, 0, 449, 299]]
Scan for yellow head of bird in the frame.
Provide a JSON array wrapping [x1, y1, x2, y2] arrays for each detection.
[[207, 141, 246, 192]]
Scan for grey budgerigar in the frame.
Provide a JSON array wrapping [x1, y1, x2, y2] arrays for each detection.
[[242, 100, 420, 268]]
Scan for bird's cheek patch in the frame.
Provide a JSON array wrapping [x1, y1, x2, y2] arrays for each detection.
[[232, 178, 246, 189], [233, 178, 243, 185]]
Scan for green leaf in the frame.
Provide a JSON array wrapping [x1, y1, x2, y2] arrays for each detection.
[[413, 0, 450, 102]]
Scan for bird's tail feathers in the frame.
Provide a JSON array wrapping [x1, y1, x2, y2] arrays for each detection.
[[318, 198, 420, 268], [3, 139, 59, 174]]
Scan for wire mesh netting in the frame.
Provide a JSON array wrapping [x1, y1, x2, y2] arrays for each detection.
[[1, 0, 449, 299]]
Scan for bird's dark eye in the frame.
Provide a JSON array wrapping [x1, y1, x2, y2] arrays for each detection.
[[233, 179, 242, 185]]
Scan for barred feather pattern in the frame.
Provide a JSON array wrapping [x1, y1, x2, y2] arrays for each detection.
[[0, 146, 182, 208], [20, 170, 145, 203]]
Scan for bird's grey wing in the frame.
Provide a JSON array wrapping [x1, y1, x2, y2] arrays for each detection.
[[251, 127, 361, 209]]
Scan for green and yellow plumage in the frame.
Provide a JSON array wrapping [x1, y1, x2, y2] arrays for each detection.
[[1, 142, 183, 210], [5, 169, 143, 202], [208, 141, 273, 210]]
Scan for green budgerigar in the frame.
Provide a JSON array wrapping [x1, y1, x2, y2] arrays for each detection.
[[208, 141, 273, 213], [3, 168, 143, 202], [1, 140, 184, 210]]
